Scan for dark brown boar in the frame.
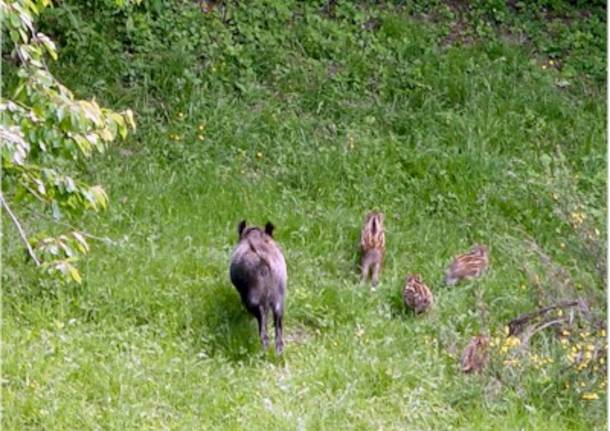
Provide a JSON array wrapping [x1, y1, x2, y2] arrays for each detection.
[[230, 220, 287, 353]]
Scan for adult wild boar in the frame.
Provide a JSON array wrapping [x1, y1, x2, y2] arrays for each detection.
[[229, 220, 287, 353]]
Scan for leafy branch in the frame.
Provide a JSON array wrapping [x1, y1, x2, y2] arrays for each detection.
[[1, 0, 136, 283], [0, 192, 40, 265]]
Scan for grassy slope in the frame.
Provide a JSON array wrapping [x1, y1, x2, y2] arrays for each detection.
[[3, 2, 607, 429]]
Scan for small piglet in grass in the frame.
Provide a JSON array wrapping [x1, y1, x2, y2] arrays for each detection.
[[444, 244, 489, 286], [230, 220, 287, 354], [460, 335, 489, 373], [403, 274, 434, 314], [360, 211, 385, 286]]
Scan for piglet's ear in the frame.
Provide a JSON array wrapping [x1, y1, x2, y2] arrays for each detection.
[[264, 222, 275, 237], [238, 220, 247, 238]]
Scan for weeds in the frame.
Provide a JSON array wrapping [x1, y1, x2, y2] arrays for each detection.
[[2, 1, 606, 429]]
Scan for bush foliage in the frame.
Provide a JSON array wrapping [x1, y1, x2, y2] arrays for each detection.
[[2, 1, 606, 429]]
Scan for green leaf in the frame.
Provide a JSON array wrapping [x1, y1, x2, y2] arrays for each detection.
[[89, 185, 109, 210], [36, 32, 57, 60], [74, 135, 93, 156], [72, 231, 90, 253], [68, 265, 82, 284], [81, 101, 102, 127], [124, 109, 136, 131], [110, 112, 127, 139]]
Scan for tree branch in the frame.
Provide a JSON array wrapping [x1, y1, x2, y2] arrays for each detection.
[[0, 193, 41, 266], [27, 207, 115, 245], [508, 299, 587, 336]]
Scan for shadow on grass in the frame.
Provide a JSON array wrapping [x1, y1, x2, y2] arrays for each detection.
[[189, 283, 271, 363]]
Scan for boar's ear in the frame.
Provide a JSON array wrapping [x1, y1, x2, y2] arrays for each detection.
[[238, 220, 247, 238], [264, 221, 275, 237]]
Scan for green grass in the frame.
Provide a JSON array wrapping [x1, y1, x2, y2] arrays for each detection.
[[3, 1, 607, 429]]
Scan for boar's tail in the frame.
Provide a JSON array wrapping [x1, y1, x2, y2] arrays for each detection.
[[246, 238, 272, 270]]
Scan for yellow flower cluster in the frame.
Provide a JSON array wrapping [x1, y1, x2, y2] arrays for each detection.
[[530, 353, 554, 369], [562, 329, 607, 373], [169, 117, 207, 143], [489, 322, 606, 402], [581, 392, 599, 401], [570, 210, 587, 227], [499, 336, 521, 354], [502, 358, 520, 367], [197, 124, 206, 141]]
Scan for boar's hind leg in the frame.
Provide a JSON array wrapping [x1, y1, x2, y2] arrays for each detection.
[[273, 308, 284, 354], [371, 261, 381, 286], [361, 258, 371, 283], [255, 306, 269, 349]]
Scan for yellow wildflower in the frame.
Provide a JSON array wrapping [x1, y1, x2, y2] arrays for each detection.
[[581, 392, 599, 401], [503, 358, 519, 366], [502, 336, 521, 351]]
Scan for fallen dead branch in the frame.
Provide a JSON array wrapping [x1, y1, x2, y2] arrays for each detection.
[[507, 299, 589, 337]]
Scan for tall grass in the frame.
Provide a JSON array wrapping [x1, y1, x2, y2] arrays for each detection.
[[3, 1, 606, 429]]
